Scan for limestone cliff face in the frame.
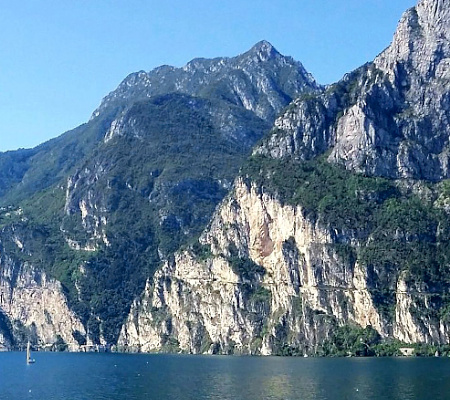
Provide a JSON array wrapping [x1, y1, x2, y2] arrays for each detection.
[[0, 42, 321, 350], [393, 273, 450, 344], [63, 165, 110, 251], [3, 1, 449, 354], [257, 0, 450, 181], [0, 253, 86, 350], [119, 177, 450, 353], [118, 181, 363, 354]]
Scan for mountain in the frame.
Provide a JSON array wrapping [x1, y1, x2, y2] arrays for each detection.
[[257, 0, 450, 181], [2, 0, 450, 356], [91, 40, 318, 123], [0, 41, 317, 208], [0, 42, 319, 349], [119, 0, 450, 355]]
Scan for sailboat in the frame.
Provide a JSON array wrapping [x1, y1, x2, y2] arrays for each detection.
[[26, 341, 35, 364]]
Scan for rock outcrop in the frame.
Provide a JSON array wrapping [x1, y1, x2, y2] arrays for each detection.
[[92, 40, 320, 123], [119, 0, 450, 354], [0, 253, 86, 350], [119, 177, 450, 354], [258, 0, 450, 181]]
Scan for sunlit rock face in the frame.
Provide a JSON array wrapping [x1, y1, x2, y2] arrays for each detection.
[[119, 0, 450, 354], [120, 177, 450, 354], [257, 0, 450, 181], [0, 253, 86, 350], [3, 1, 450, 353], [0, 41, 320, 350], [92, 40, 320, 125]]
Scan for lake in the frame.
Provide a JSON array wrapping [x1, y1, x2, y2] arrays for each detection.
[[0, 352, 449, 399]]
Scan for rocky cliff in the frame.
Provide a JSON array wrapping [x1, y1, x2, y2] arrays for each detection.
[[118, 179, 380, 354], [257, 0, 450, 181], [0, 219, 86, 350], [0, 42, 320, 349], [92, 40, 319, 123], [1, 0, 449, 354], [119, 0, 450, 355], [119, 174, 450, 354]]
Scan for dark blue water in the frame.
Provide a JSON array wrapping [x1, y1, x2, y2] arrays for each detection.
[[1, 352, 450, 400]]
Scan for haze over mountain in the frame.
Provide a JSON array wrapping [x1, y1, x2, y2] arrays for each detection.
[[1, 0, 449, 356]]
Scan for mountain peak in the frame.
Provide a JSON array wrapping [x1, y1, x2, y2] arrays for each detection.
[[251, 40, 276, 52], [92, 40, 319, 122], [374, 0, 450, 81], [417, 0, 449, 21], [246, 40, 280, 61]]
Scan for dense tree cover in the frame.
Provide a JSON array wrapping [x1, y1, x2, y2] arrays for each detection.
[[320, 324, 381, 357], [242, 154, 398, 231], [0, 148, 37, 198], [86, 94, 269, 256], [319, 323, 450, 357], [0, 113, 116, 207]]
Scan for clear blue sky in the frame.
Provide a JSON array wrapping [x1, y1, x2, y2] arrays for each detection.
[[0, 0, 416, 152]]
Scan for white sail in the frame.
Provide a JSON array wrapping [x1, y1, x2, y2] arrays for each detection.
[[26, 341, 35, 364]]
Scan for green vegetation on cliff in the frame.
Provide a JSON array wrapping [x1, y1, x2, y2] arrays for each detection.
[[242, 154, 450, 321], [319, 323, 450, 357], [0, 94, 272, 345]]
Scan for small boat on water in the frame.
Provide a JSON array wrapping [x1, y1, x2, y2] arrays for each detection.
[[26, 341, 35, 364]]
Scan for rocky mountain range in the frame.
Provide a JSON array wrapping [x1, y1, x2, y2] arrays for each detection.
[[0, 40, 319, 349], [1, 0, 450, 355]]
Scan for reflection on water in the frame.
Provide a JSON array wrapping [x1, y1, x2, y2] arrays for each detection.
[[1, 353, 450, 400], [260, 375, 294, 399]]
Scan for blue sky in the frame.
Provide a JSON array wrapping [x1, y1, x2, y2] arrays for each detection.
[[0, 0, 416, 152]]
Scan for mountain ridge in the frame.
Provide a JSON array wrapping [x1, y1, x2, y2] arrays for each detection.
[[0, 41, 317, 207], [91, 40, 319, 123], [256, 0, 450, 181], [1, 0, 450, 355], [118, 0, 450, 355], [0, 41, 320, 349]]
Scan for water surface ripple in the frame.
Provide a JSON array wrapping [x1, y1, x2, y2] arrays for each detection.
[[1, 353, 449, 400]]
